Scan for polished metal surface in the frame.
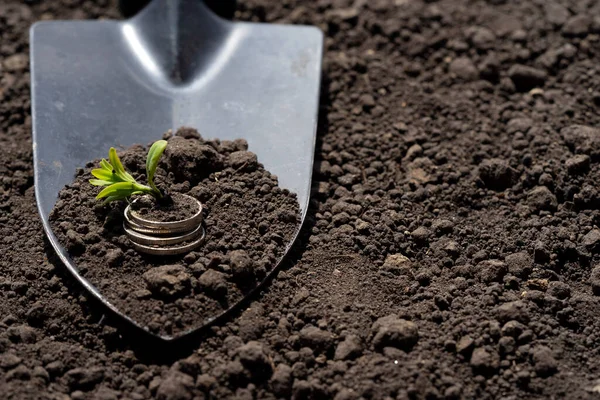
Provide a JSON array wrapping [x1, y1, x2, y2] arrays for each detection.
[[123, 222, 204, 246], [126, 195, 203, 232], [128, 226, 207, 256], [123, 194, 204, 251], [30, 0, 323, 341]]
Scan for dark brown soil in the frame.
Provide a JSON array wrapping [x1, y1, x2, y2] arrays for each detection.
[[131, 192, 200, 223], [48, 130, 300, 337], [3, 0, 600, 399]]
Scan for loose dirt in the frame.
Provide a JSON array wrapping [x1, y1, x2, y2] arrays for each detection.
[[130, 192, 200, 223], [2, 0, 600, 399]]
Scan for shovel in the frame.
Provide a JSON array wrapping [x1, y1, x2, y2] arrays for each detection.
[[30, 0, 323, 342]]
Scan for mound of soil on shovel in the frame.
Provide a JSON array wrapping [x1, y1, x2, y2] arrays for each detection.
[[48, 128, 301, 337]]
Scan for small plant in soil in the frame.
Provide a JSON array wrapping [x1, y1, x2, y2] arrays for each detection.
[[90, 140, 168, 204], [89, 139, 204, 255]]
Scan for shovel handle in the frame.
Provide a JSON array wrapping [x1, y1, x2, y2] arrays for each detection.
[[119, 0, 237, 19]]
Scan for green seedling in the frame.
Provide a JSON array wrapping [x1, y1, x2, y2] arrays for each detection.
[[90, 140, 168, 204]]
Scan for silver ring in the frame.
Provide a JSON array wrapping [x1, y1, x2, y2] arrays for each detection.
[[123, 221, 204, 246], [128, 226, 206, 256], [125, 194, 203, 231], [123, 211, 194, 235]]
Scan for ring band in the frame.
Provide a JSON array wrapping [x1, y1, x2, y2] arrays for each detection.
[[128, 227, 206, 256]]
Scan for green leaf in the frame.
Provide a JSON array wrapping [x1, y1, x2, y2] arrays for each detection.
[[89, 179, 113, 186], [99, 159, 114, 172], [102, 194, 130, 205], [146, 140, 167, 194], [96, 182, 148, 200], [96, 182, 129, 200], [108, 148, 135, 183], [90, 143, 164, 203], [91, 168, 115, 181]]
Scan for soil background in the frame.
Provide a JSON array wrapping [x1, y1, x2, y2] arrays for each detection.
[[2, 0, 600, 399]]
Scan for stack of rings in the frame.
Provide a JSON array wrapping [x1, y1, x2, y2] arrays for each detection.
[[123, 195, 205, 255]]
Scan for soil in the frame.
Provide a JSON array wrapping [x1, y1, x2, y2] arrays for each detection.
[[3, 0, 600, 399], [48, 129, 301, 337], [130, 193, 200, 223]]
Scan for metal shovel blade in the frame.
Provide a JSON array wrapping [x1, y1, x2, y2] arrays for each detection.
[[30, 0, 323, 341]]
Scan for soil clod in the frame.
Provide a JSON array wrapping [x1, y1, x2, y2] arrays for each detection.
[[527, 186, 558, 212], [508, 64, 547, 92], [143, 265, 191, 299], [371, 315, 419, 351], [479, 158, 517, 190]]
